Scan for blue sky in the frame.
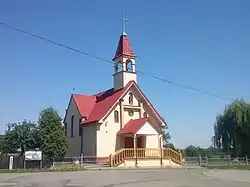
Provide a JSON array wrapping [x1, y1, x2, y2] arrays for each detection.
[[0, 0, 250, 148]]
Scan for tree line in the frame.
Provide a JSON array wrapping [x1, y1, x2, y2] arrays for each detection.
[[1, 98, 249, 159], [164, 99, 250, 158], [214, 99, 250, 157], [0, 107, 68, 159]]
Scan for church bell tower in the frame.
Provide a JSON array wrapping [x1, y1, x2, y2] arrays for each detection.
[[113, 15, 137, 91]]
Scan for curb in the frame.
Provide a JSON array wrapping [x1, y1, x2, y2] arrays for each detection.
[[85, 166, 202, 171]]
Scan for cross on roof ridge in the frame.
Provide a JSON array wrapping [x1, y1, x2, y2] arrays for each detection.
[[118, 12, 128, 35]]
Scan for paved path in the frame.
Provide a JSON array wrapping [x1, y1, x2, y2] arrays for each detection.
[[0, 168, 249, 186]]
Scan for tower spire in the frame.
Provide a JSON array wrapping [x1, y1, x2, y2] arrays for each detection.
[[118, 12, 128, 35], [113, 15, 137, 91], [113, 13, 135, 61]]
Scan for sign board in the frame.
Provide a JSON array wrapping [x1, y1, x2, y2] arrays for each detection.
[[25, 150, 42, 161], [9, 156, 13, 170]]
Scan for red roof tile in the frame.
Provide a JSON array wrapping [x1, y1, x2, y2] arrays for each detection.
[[117, 118, 151, 135], [113, 34, 136, 60], [81, 81, 133, 124], [72, 94, 96, 117]]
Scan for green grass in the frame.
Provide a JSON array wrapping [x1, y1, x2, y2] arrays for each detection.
[[53, 162, 82, 168], [0, 168, 85, 173], [0, 164, 85, 173]]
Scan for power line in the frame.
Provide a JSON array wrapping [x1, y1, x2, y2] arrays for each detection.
[[0, 22, 233, 101], [0, 22, 113, 66]]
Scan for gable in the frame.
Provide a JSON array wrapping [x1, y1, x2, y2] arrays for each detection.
[[63, 96, 81, 123], [132, 83, 165, 126], [122, 86, 140, 106], [121, 83, 165, 126], [98, 81, 165, 127], [137, 122, 158, 135]]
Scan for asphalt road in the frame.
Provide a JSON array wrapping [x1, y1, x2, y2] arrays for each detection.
[[0, 168, 249, 187]]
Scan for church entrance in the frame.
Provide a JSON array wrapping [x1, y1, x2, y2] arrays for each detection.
[[124, 136, 145, 148], [124, 137, 133, 148], [123, 136, 146, 158]]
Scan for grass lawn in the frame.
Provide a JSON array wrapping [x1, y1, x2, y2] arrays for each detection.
[[0, 163, 85, 173], [0, 168, 85, 173]]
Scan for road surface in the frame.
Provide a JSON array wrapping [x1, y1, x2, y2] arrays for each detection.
[[0, 168, 249, 186]]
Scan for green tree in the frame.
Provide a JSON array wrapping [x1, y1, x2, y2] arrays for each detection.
[[214, 99, 250, 157], [1, 121, 38, 154], [38, 107, 68, 158], [0, 134, 4, 153], [184, 145, 198, 157], [166, 142, 176, 150], [162, 125, 172, 147]]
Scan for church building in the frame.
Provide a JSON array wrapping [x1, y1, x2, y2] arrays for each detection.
[[63, 27, 182, 167]]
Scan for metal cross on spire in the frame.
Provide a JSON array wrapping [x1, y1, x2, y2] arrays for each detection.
[[118, 12, 128, 35]]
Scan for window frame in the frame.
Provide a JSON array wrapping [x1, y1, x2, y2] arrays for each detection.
[[128, 92, 133, 105], [71, 115, 74, 137], [79, 119, 82, 136], [114, 110, 119, 123]]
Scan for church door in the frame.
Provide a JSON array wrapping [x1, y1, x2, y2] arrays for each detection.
[[136, 136, 146, 158], [124, 137, 134, 148]]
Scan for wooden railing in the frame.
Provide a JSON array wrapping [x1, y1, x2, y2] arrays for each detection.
[[163, 148, 182, 165], [110, 148, 182, 167]]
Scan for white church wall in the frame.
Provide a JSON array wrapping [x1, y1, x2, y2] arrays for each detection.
[[113, 72, 123, 91], [65, 97, 82, 157], [96, 104, 121, 157], [82, 123, 97, 156], [123, 72, 137, 87], [137, 122, 158, 135], [145, 135, 159, 148], [123, 108, 141, 125]]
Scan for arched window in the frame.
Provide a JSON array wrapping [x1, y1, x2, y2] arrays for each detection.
[[79, 119, 82, 136], [64, 123, 67, 137], [71, 115, 74, 137], [114, 110, 119, 123], [129, 92, 133, 105], [143, 112, 148, 118], [126, 59, 133, 72]]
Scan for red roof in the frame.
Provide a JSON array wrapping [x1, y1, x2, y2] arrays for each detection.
[[71, 81, 165, 127], [117, 118, 151, 135], [117, 118, 163, 135], [113, 33, 136, 60], [72, 94, 96, 117], [73, 81, 133, 125]]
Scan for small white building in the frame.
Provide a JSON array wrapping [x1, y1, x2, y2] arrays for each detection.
[[63, 31, 182, 167]]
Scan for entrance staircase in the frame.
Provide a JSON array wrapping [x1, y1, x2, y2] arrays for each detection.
[[109, 148, 183, 167]]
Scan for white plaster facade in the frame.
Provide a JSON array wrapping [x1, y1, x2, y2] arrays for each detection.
[[64, 97, 82, 157]]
